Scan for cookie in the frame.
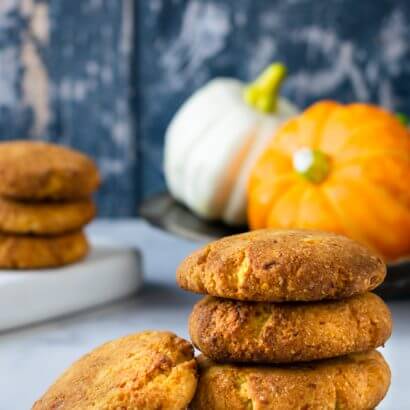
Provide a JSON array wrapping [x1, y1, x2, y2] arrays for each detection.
[[0, 141, 100, 200], [190, 293, 392, 363], [32, 331, 198, 410], [177, 229, 385, 302], [0, 230, 88, 269], [191, 351, 390, 410], [0, 197, 95, 235]]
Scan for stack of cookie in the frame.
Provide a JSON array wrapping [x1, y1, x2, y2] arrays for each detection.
[[178, 230, 392, 409], [0, 141, 100, 269]]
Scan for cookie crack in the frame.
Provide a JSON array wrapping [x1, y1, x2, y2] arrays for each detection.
[[235, 251, 250, 291], [237, 375, 254, 410], [195, 246, 212, 292], [347, 303, 362, 344]]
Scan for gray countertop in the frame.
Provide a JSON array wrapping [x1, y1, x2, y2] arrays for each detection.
[[0, 220, 408, 409]]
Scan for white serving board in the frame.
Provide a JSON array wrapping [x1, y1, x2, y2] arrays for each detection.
[[0, 238, 142, 331]]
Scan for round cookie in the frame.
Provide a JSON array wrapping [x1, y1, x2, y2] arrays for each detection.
[[0, 197, 95, 235], [191, 351, 390, 410], [0, 141, 100, 200], [177, 229, 386, 302], [0, 230, 88, 269], [190, 293, 392, 363], [32, 331, 198, 410]]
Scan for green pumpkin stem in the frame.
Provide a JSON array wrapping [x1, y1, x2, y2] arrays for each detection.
[[396, 113, 409, 126], [293, 148, 330, 184], [244, 63, 287, 114]]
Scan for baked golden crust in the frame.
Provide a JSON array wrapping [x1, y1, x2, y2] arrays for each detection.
[[0, 141, 100, 200], [0, 230, 89, 269], [32, 331, 198, 410], [190, 293, 392, 363], [177, 229, 386, 302], [191, 351, 390, 410], [0, 197, 95, 235]]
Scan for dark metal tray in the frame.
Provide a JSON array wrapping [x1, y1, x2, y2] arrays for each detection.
[[140, 192, 410, 299]]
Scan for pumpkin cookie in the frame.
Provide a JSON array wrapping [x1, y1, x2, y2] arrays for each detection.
[[0, 197, 95, 235], [0, 141, 100, 200], [191, 351, 390, 410], [190, 293, 392, 363], [0, 230, 88, 269], [32, 331, 198, 410], [177, 229, 385, 302]]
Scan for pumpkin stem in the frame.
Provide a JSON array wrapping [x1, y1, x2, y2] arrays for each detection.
[[396, 112, 409, 126], [244, 63, 287, 113], [293, 148, 330, 184]]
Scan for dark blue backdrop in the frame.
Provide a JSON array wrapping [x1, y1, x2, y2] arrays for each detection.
[[0, 0, 409, 215]]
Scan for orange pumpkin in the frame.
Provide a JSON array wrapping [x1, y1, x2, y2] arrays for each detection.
[[247, 101, 410, 261]]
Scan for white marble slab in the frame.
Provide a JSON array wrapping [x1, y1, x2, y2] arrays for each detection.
[[0, 243, 142, 331], [0, 220, 408, 409]]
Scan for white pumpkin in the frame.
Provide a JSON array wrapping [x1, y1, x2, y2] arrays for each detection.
[[164, 64, 298, 225]]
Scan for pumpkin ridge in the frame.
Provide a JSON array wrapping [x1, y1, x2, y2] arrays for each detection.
[[332, 174, 410, 228], [263, 148, 296, 165], [288, 101, 339, 151], [295, 186, 313, 227], [204, 105, 280, 219], [181, 104, 242, 211], [330, 165, 410, 209], [321, 186, 369, 246], [296, 186, 344, 232], [247, 174, 297, 229], [248, 172, 297, 192], [316, 187, 346, 232], [223, 118, 272, 223], [268, 182, 306, 227], [332, 150, 410, 168], [314, 103, 342, 149], [326, 119, 409, 155], [166, 80, 240, 199], [324, 179, 410, 259], [216, 129, 259, 219]]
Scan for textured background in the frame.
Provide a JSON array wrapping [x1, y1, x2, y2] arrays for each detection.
[[0, 0, 409, 215]]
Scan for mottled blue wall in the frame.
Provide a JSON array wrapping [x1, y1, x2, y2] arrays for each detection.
[[0, 0, 136, 215], [0, 0, 409, 215]]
